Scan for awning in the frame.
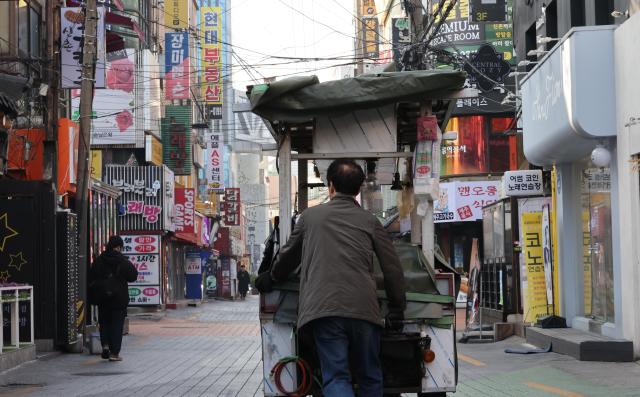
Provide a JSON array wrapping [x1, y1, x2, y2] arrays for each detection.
[[248, 70, 467, 123], [0, 92, 19, 118]]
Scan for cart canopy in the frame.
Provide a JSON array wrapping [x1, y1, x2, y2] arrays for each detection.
[[248, 70, 467, 123]]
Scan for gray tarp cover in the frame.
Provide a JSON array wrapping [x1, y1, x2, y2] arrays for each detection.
[[249, 70, 467, 122]]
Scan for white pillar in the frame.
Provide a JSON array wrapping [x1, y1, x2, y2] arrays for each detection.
[[278, 133, 292, 244]]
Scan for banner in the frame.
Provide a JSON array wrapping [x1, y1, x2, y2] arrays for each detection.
[[164, 32, 190, 100], [542, 204, 554, 306], [391, 18, 410, 64], [201, 7, 223, 118], [164, 0, 188, 30], [60, 7, 105, 88], [174, 188, 196, 234], [123, 235, 161, 305], [206, 129, 224, 192], [434, 181, 500, 222], [223, 188, 240, 226], [72, 49, 137, 145], [521, 212, 549, 322]]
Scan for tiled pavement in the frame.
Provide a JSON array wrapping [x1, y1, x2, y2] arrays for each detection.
[[2, 295, 640, 396]]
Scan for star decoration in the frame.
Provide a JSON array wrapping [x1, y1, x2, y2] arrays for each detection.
[[0, 270, 10, 284], [8, 252, 27, 271], [0, 213, 19, 252]]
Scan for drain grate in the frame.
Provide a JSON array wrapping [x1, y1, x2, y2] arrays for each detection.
[[72, 371, 130, 376]]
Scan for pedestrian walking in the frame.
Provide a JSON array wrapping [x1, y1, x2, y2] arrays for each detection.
[[256, 159, 406, 397], [237, 264, 250, 300], [88, 235, 138, 362]]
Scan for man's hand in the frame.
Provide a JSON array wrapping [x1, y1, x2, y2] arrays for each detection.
[[255, 272, 274, 293], [385, 308, 404, 332]]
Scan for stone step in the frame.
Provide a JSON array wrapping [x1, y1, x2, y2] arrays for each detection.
[[526, 326, 634, 362]]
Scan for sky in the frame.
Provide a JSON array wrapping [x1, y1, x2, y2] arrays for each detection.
[[230, 0, 357, 90]]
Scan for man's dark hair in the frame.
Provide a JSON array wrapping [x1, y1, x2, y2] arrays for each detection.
[[106, 235, 124, 251], [326, 159, 365, 196]]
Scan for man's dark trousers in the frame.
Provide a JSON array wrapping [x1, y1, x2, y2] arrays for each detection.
[[98, 307, 126, 354], [311, 317, 383, 397]]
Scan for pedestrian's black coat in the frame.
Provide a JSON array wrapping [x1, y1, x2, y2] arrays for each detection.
[[237, 269, 250, 294], [89, 250, 139, 309]]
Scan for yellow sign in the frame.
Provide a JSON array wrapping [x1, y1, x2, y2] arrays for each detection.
[[201, 7, 223, 108], [362, 0, 377, 16], [146, 135, 163, 166], [90, 150, 102, 180], [164, 0, 188, 30], [522, 212, 549, 323]]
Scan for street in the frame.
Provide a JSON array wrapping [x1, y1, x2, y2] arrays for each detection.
[[1, 296, 639, 397]]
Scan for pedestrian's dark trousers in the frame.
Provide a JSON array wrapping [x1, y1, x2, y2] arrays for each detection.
[[310, 317, 383, 397], [98, 307, 126, 355]]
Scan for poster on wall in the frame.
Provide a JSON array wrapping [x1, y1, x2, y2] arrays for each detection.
[[123, 235, 161, 305], [434, 181, 500, 222], [72, 49, 137, 145]]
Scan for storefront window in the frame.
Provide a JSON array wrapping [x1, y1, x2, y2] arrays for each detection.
[[581, 165, 614, 323], [442, 116, 516, 176]]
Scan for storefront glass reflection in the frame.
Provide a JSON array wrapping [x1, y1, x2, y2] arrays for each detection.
[[581, 165, 614, 323]]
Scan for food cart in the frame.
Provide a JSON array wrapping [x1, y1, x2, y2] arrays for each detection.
[[248, 70, 475, 396]]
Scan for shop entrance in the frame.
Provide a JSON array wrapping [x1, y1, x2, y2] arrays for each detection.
[[581, 166, 614, 324]]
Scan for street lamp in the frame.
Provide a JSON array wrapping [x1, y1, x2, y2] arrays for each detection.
[[518, 60, 537, 67]]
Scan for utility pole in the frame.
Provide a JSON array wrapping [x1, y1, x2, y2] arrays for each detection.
[[355, 0, 364, 76], [76, 0, 98, 335]]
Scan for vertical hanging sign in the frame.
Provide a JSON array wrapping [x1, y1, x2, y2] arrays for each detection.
[[164, 0, 188, 30], [201, 7, 223, 119], [206, 129, 224, 193], [164, 32, 190, 100], [223, 188, 240, 226], [174, 188, 196, 234], [60, 7, 106, 88]]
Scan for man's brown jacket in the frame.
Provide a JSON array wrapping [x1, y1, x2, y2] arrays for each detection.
[[271, 193, 406, 327]]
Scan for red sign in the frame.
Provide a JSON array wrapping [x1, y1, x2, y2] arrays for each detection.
[[134, 236, 157, 244], [223, 188, 241, 226], [134, 244, 156, 253], [417, 115, 438, 141], [175, 188, 196, 233]]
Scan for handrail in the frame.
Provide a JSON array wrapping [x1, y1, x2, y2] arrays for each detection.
[[0, 285, 34, 354]]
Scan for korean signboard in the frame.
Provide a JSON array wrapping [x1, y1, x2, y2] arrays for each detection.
[[164, 32, 190, 100], [434, 181, 500, 222], [431, 0, 515, 115], [104, 165, 166, 231], [164, 0, 188, 30], [123, 235, 161, 305], [162, 105, 192, 175], [60, 7, 105, 88], [504, 170, 544, 196], [223, 188, 241, 226], [391, 18, 410, 65], [72, 49, 137, 145], [201, 7, 223, 119], [206, 129, 224, 192], [469, 0, 507, 23], [175, 188, 196, 234], [520, 212, 549, 322], [362, 18, 379, 59]]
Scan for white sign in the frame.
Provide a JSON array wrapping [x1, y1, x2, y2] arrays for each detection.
[[434, 181, 501, 222], [504, 170, 543, 196], [128, 285, 161, 305], [206, 129, 225, 192], [60, 7, 105, 88], [185, 255, 201, 275], [72, 49, 137, 145], [129, 253, 160, 285], [122, 235, 161, 305]]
